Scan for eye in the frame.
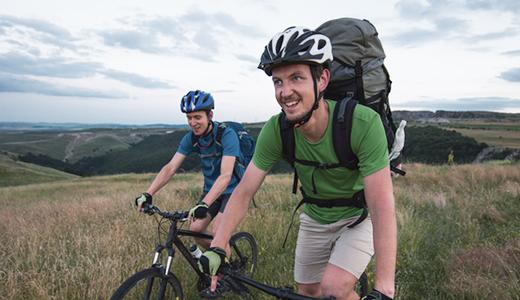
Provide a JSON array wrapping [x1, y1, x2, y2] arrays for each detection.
[[292, 74, 304, 82], [272, 78, 282, 86]]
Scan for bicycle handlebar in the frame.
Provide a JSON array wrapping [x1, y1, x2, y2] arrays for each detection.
[[142, 204, 189, 221]]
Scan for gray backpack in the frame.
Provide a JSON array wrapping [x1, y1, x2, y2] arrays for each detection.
[[316, 18, 404, 174]]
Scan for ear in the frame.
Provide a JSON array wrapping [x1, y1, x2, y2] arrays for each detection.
[[318, 68, 330, 94], [208, 110, 214, 120]]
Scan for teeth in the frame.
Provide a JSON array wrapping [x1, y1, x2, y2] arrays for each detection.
[[285, 101, 298, 107]]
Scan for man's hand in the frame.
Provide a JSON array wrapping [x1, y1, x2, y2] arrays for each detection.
[[135, 192, 152, 211], [189, 202, 209, 220], [361, 289, 393, 300], [198, 247, 227, 276]]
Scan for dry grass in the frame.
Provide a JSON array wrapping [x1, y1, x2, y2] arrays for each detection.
[[1, 163, 520, 299]]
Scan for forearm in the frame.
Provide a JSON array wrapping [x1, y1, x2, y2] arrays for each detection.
[[371, 197, 397, 297], [201, 174, 232, 205], [147, 165, 176, 195], [210, 185, 251, 250], [364, 166, 397, 298]]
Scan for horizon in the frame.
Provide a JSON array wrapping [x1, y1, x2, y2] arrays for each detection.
[[1, 0, 520, 124]]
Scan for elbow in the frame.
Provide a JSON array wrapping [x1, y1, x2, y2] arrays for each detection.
[[219, 173, 233, 185]]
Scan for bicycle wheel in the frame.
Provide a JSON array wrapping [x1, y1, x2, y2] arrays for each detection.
[[229, 231, 258, 277], [110, 267, 184, 300]]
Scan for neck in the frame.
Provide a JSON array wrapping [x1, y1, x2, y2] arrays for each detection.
[[296, 99, 328, 143], [200, 121, 213, 137]]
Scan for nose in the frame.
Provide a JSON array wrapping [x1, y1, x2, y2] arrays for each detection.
[[278, 82, 294, 99]]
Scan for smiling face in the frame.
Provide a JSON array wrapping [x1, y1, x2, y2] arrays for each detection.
[[186, 110, 212, 136], [271, 63, 328, 122]]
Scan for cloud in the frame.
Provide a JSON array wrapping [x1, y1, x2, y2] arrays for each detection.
[[466, 0, 520, 13], [102, 70, 174, 89], [0, 74, 127, 98], [499, 68, 520, 82], [392, 0, 520, 46], [399, 97, 520, 111], [99, 29, 162, 54], [0, 15, 76, 50], [0, 52, 174, 89], [235, 54, 258, 64], [0, 52, 102, 78], [502, 49, 520, 56], [96, 12, 263, 62]]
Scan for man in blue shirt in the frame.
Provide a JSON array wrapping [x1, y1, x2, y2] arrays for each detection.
[[135, 90, 241, 249]]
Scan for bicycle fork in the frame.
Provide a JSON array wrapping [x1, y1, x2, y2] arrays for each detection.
[[152, 244, 176, 276]]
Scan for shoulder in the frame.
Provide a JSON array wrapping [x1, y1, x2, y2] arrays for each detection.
[[180, 130, 194, 144], [353, 104, 379, 123]]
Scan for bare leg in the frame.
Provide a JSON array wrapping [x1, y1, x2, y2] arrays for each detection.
[[189, 216, 212, 249], [321, 263, 359, 300]]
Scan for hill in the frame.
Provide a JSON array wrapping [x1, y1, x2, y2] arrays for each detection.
[[0, 163, 518, 299], [0, 152, 78, 187]]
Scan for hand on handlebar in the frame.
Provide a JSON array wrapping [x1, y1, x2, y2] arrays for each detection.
[[135, 192, 152, 212], [361, 289, 393, 300], [189, 202, 209, 220]]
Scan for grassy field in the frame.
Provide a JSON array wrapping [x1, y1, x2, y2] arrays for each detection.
[[1, 163, 519, 299], [0, 152, 78, 187], [439, 121, 520, 149]]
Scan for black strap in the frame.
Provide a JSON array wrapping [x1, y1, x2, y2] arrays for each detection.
[[355, 60, 365, 103], [332, 96, 359, 169], [390, 165, 406, 176], [282, 189, 368, 248]]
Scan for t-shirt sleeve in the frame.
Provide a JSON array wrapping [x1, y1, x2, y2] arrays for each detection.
[[351, 107, 389, 177], [221, 128, 240, 157], [177, 132, 194, 155], [252, 115, 283, 171]]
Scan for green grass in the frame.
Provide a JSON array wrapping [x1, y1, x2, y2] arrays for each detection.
[[0, 153, 78, 187], [1, 164, 519, 299]]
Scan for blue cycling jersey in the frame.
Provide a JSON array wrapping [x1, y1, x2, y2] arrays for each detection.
[[177, 121, 241, 195]]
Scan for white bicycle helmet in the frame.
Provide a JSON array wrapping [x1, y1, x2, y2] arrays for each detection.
[[258, 26, 333, 76]]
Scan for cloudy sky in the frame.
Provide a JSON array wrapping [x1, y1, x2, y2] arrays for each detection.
[[1, 0, 519, 124]]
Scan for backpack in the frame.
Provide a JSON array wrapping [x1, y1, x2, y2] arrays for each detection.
[[215, 121, 256, 178], [279, 18, 405, 212], [191, 121, 255, 180]]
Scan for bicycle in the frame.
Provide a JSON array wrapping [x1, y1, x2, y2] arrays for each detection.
[[110, 204, 258, 299], [110, 204, 368, 300]]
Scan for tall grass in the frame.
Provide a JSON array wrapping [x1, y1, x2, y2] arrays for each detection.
[[1, 163, 519, 299]]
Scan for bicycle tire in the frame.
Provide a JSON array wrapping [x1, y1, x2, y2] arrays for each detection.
[[229, 231, 258, 277], [110, 267, 184, 300]]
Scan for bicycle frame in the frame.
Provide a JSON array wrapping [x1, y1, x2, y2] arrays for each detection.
[[149, 211, 212, 286]]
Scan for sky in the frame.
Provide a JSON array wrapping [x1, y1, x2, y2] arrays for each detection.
[[1, 0, 519, 124]]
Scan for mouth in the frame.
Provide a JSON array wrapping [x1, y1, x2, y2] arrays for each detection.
[[281, 98, 301, 111]]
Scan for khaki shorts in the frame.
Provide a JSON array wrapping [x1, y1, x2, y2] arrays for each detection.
[[294, 212, 374, 284]]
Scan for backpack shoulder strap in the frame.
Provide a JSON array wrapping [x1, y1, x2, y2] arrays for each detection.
[[278, 113, 299, 194], [215, 122, 226, 146], [278, 113, 295, 165], [332, 96, 359, 169]]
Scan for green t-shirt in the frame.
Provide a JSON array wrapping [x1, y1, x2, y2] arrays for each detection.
[[253, 100, 389, 224]]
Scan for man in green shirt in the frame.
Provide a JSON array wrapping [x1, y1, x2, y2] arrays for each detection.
[[199, 27, 397, 300]]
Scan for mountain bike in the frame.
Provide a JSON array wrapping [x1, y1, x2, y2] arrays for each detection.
[[110, 204, 367, 299], [110, 204, 257, 300]]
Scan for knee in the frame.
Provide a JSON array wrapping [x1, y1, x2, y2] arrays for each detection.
[[320, 277, 357, 299], [298, 284, 321, 297]]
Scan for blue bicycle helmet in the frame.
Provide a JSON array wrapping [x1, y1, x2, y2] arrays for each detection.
[[180, 90, 214, 113]]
